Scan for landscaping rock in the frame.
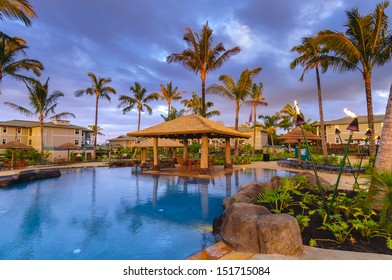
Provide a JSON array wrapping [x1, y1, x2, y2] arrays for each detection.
[[296, 172, 333, 191], [221, 203, 270, 252], [257, 213, 304, 255]]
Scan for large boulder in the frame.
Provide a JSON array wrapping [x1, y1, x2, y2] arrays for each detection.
[[221, 203, 270, 252], [296, 171, 332, 191], [257, 213, 304, 255]]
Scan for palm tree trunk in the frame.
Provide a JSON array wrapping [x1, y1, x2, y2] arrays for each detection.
[[374, 83, 392, 171], [270, 133, 275, 155], [364, 74, 376, 156], [93, 96, 99, 161], [234, 102, 240, 156], [201, 73, 206, 117], [316, 66, 328, 162], [168, 100, 171, 117], [40, 115, 44, 162], [252, 103, 257, 157], [137, 109, 141, 131]]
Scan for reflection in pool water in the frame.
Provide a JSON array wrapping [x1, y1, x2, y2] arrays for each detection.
[[0, 167, 295, 260]]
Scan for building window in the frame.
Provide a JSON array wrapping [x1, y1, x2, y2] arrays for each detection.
[[2, 139, 6, 144], [335, 136, 340, 144], [17, 127, 21, 134], [2, 127, 7, 133], [75, 129, 80, 135], [16, 139, 21, 143], [28, 139, 32, 145], [74, 139, 80, 146], [29, 128, 32, 136]]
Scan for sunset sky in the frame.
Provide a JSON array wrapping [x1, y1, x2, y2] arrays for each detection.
[[1, 0, 391, 143]]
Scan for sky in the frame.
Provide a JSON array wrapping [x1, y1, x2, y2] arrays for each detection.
[[1, 0, 391, 144]]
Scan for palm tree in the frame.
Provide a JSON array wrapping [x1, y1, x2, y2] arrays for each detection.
[[4, 78, 75, 160], [259, 113, 281, 156], [207, 67, 262, 155], [375, 83, 392, 171], [118, 82, 159, 131], [0, 36, 43, 91], [290, 35, 332, 161], [75, 72, 116, 160], [0, 0, 36, 26], [316, 1, 392, 156], [167, 21, 241, 117], [244, 82, 268, 156], [154, 81, 184, 117], [181, 91, 220, 118], [160, 106, 186, 122]]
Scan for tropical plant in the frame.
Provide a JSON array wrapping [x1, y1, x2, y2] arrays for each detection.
[[167, 21, 241, 117], [207, 67, 262, 155], [88, 125, 104, 137], [0, 0, 36, 26], [0, 36, 43, 90], [316, 1, 392, 156], [4, 78, 75, 160], [258, 113, 281, 155], [290, 35, 333, 161], [118, 81, 159, 131], [75, 72, 116, 160], [181, 91, 220, 118], [160, 106, 185, 122], [244, 82, 268, 156], [154, 81, 184, 117]]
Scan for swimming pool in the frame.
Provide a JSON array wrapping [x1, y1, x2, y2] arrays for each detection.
[[0, 167, 295, 260]]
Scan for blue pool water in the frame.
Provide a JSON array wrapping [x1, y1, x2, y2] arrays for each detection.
[[0, 167, 295, 260]]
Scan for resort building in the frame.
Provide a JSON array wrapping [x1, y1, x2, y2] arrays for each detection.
[[0, 119, 93, 160], [236, 126, 269, 150], [314, 114, 384, 144]]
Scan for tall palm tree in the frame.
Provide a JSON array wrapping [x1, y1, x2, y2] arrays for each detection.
[[290, 35, 332, 161], [75, 72, 116, 160], [280, 103, 297, 125], [154, 81, 184, 117], [118, 81, 159, 131], [258, 113, 281, 156], [207, 67, 262, 155], [0, 0, 36, 26], [167, 21, 241, 117], [181, 91, 220, 118], [160, 106, 186, 122], [244, 82, 268, 156], [4, 78, 75, 160], [375, 83, 392, 171], [0, 36, 43, 91], [316, 1, 392, 156]]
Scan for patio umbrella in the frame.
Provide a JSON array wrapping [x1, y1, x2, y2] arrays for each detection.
[[57, 142, 80, 162], [0, 141, 33, 168], [277, 127, 321, 163]]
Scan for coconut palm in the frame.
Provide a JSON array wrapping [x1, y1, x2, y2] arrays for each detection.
[[0, 0, 36, 26], [167, 21, 241, 117], [0, 36, 43, 91], [244, 82, 268, 156], [118, 82, 159, 131], [207, 67, 262, 155], [181, 91, 220, 118], [258, 113, 281, 156], [290, 35, 332, 161], [4, 78, 75, 160], [316, 1, 392, 156], [375, 83, 392, 171], [154, 81, 184, 117], [75, 72, 116, 160], [160, 106, 186, 122]]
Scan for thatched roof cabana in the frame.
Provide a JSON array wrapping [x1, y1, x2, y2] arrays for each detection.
[[0, 141, 33, 168], [127, 114, 250, 173]]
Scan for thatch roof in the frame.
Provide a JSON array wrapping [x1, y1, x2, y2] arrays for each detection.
[[57, 142, 80, 149], [127, 114, 250, 139], [278, 127, 321, 141], [133, 138, 183, 148], [0, 141, 33, 150], [109, 143, 124, 149]]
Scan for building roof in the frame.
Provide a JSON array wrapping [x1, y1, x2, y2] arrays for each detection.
[[107, 135, 136, 142], [127, 114, 250, 139], [314, 114, 384, 126], [0, 119, 91, 131]]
